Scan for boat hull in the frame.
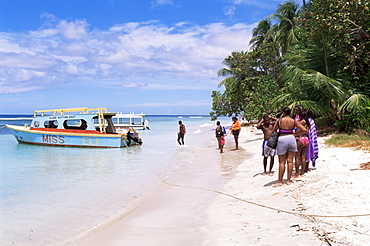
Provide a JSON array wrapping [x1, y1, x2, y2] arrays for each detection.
[[6, 125, 133, 148]]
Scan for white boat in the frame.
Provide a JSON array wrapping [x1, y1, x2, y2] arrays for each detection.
[[112, 112, 150, 130], [6, 107, 143, 148]]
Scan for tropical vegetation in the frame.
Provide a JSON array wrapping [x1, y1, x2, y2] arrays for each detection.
[[210, 0, 370, 133], [325, 133, 370, 152]]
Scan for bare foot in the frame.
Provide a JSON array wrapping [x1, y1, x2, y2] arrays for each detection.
[[263, 172, 268, 176], [268, 172, 273, 176], [286, 180, 293, 185], [273, 182, 283, 187]]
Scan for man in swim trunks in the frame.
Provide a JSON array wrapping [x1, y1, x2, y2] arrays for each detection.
[[257, 115, 277, 175]]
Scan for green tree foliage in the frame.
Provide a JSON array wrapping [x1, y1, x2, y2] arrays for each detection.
[[210, 47, 282, 120], [281, 0, 370, 125], [301, 0, 370, 94], [211, 0, 370, 132]]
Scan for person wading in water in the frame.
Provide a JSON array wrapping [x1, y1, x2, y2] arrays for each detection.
[[177, 121, 186, 145]]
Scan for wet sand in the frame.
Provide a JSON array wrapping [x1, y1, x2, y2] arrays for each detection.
[[71, 127, 370, 246]]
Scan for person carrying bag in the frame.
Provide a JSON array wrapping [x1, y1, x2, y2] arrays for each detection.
[[266, 118, 281, 149]]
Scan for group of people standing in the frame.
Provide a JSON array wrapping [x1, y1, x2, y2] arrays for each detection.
[[256, 105, 319, 186], [177, 117, 242, 153], [179, 107, 319, 187], [215, 116, 241, 153]]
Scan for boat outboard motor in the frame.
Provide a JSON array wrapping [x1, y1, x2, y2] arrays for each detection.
[[127, 131, 143, 145]]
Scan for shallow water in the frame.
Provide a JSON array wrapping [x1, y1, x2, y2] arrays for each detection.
[[0, 115, 245, 245]]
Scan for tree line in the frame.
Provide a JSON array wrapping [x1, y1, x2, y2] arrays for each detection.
[[210, 0, 370, 133]]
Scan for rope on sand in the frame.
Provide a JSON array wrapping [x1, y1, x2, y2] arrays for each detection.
[[162, 180, 370, 218]]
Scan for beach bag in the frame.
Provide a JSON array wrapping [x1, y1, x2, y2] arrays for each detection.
[[266, 118, 281, 149], [266, 131, 279, 149]]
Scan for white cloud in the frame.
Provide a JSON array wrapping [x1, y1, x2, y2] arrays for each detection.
[[30, 17, 89, 40], [229, 0, 285, 8], [0, 17, 253, 94], [0, 84, 44, 93], [0, 35, 24, 53], [120, 83, 148, 88], [151, 0, 174, 8], [0, 52, 60, 69], [127, 100, 210, 108], [57, 20, 89, 40], [224, 6, 236, 16]]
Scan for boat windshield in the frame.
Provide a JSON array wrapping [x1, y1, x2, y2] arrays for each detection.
[[63, 119, 88, 130], [44, 120, 58, 128]]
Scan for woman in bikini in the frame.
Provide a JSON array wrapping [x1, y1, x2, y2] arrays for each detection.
[[294, 110, 311, 177], [275, 107, 308, 186]]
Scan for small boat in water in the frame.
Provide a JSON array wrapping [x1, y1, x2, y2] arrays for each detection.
[[6, 107, 143, 148], [113, 112, 150, 130]]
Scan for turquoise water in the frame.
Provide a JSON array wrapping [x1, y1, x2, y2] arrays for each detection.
[[0, 115, 232, 245]]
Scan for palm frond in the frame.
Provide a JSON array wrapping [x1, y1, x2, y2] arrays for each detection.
[[339, 93, 369, 114], [307, 71, 345, 103], [282, 65, 305, 83], [218, 76, 236, 87], [217, 68, 233, 77]]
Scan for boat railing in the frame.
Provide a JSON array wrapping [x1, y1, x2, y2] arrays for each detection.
[[34, 107, 108, 117]]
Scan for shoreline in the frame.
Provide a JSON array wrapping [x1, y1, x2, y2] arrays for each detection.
[[71, 126, 370, 245]]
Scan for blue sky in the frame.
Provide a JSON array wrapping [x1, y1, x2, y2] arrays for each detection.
[[0, 0, 288, 115]]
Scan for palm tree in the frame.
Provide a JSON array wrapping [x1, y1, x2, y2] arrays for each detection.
[[216, 51, 251, 115], [217, 51, 252, 87], [249, 19, 272, 50], [267, 1, 300, 55]]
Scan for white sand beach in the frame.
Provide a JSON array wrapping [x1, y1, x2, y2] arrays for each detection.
[[72, 127, 370, 246]]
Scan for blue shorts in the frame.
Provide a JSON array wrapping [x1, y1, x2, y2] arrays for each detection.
[[262, 140, 277, 157]]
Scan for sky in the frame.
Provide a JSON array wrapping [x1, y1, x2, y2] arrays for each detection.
[[0, 0, 288, 115]]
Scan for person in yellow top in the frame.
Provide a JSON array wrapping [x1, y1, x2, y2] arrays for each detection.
[[230, 116, 241, 150]]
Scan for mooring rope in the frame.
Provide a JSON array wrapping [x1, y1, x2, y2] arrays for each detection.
[[163, 180, 370, 218]]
